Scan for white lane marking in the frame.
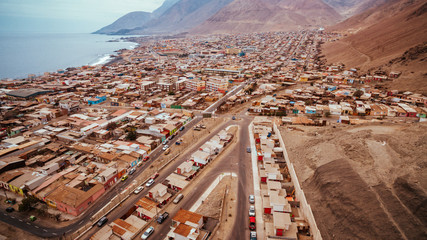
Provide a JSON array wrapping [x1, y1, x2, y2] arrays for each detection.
[[35, 226, 39, 228], [43, 229, 47, 232], [26, 222, 30, 225], [10, 216, 15, 219], [52, 233, 57, 236], [18, 219, 23, 222]]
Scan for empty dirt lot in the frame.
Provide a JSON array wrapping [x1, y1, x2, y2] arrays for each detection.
[[280, 122, 427, 240]]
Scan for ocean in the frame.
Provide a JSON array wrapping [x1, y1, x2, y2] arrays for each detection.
[[0, 32, 139, 79]]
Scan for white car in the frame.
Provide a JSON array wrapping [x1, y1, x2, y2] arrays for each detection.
[[249, 194, 255, 203], [250, 231, 257, 240], [141, 226, 154, 239], [162, 140, 168, 145], [134, 186, 144, 194], [145, 179, 155, 187], [249, 205, 255, 217], [162, 145, 169, 151]]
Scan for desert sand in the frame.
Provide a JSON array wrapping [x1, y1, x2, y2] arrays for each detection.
[[281, 122, 427, 239]]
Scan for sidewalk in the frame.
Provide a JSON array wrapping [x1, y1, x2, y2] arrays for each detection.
[[248, 122, 265, 239], [189, 172, 237, 212]]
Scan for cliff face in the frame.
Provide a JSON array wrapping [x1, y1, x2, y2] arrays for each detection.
[[190, 0, 342, 34]]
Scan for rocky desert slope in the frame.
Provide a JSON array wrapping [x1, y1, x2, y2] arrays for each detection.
[[281, 122, 427, 240], [322, 0, 427, 94], [190, 0, 342, 34]]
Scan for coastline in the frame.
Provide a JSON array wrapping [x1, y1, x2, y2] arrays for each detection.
[[0, 33, 138, 80]]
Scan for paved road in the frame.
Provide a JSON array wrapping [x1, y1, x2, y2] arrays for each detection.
[[81, 118, 235, 240], [143, 110, 254, 240]]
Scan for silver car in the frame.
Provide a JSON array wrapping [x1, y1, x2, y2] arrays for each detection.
[[145, 179, 155, 187], [141, 226, 154, 239], [249, 205, 255, 217], [249, 194, 255, 203]]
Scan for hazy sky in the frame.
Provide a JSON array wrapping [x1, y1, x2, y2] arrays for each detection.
[[0, 0, 165, 33]]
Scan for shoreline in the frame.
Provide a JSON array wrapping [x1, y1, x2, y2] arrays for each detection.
[[0, 33, 138, 81]]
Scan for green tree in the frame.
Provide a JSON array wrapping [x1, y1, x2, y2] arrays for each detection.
[[18, 196, 39, 212], [353, 90, 364, 98], [106, 122, 117, 130], [126, 131, 137, 141]]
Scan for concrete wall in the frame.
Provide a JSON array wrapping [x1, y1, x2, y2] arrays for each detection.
[[273, 123, 322, 240]]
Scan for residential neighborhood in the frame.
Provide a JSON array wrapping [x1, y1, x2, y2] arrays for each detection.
[[0, 29, 425, 240]]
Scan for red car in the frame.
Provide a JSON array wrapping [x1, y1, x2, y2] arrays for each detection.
[[249, 216, 256, 230], [151, 172, 159, 179], [143, 156, 149, 162]]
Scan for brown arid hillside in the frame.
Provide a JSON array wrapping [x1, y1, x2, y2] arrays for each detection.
[[190, 0, 342, 34], [323, 0, 389, 18], [322, 0, 427, 94], [281, 123, 427, 240]]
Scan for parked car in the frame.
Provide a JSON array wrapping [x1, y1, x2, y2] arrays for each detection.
[[121, 175, 128, 182], [232, 116, 236, 120], [134, 186, 144, 194], [141, 226, 154, 239], [162, 145, 169, 151], [151, 172, 159, 179], [249, 216, 256, 230], [157, 212, 169, 224], [249, 205, 255, 217], [173, 193, 184, 204], [137, 161, 143, 167], [198, 124, 206, 129], [145, 179, 155, 187], [5, 207, 14, 213], [193, 127, 201, 131], [129, 168, 136, 175], [162, 140, 168, 145], [179, 126, 185, 131], [168, 135, 175, 140], [250, 231, 257, 240], [97, 217, 108, 227], [249, 195, 255, 204], [143, 156, 149, 162], [164, 148, 170, 155], [246, 147, 251, 153]]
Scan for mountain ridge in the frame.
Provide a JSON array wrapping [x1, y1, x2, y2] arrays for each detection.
[[190, 0, 343, 34]]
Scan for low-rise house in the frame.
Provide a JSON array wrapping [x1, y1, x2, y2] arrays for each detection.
[[169, 209, 205, 240], [304, 106, 316, 114], [165, 173, 189, 191], [147, 183, 171, 205], [273, 212, 292, 236], [135, 197, 161, 221], [46, 182, 105, 216], [328, 104, 342, 115], [110, 216, 147, 240], [191, 151, 211, 167], [175, 161, 198, 180], [97, 167, 118, 189], [397, 103, 417, 117]]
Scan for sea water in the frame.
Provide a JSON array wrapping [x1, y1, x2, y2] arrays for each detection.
[[0, 32, 138, 79]]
